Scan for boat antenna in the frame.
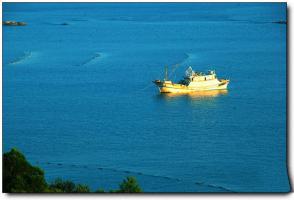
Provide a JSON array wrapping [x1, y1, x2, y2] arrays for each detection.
[[164, 65, 168, 81]]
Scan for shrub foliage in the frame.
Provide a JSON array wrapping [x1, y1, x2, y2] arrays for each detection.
[[3, 148, 48, 192], [3, 148, 142, 193]]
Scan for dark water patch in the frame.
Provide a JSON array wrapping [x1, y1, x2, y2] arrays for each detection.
[[43, 22, 70, 26], [272, 20, 286, 24], [60, 22, 69, 26], [226, 19, 287, 25], [175, 178, 181, 182], [71, 18, 88, 22], [75, 53, 101, 67]]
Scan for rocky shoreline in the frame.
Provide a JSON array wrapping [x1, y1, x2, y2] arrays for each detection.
[[3, 21, 26, 26]]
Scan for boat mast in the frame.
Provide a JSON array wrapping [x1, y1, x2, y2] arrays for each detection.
[[164, 66, 168, 81]]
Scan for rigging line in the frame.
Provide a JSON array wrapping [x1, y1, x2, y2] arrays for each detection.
[[168, 53, 191, 79], [139, 82, 154, 91], [168, 63, 182, 80]]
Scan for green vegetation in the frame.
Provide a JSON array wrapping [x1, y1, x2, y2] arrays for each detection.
[[117, 176, 142, 193], [3, 148, 48, 192], [48, 178, 90, 193], [3, 148, 142, 193]]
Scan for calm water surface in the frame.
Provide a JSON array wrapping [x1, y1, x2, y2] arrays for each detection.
[[3, 3, 289, 192]]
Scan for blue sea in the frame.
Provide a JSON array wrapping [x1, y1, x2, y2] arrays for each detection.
[[3, 3, 289, 192]]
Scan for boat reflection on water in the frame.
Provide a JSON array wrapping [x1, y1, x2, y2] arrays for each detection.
[[160, 89, 228, 100], [156, 90, 228, 108]]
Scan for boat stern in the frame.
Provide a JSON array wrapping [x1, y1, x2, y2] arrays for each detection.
[[153, 80, 190, 93]]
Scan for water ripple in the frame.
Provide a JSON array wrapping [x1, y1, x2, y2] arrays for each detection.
[[8, 51, 33, 65], [75, 52, 103, 67], [36, 161, 234, 192]]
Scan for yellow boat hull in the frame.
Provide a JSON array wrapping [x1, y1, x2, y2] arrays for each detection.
[[154, 80, 229, 93]]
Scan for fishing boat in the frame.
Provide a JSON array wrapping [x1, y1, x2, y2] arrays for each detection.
[[153, 66, 229, 93]]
